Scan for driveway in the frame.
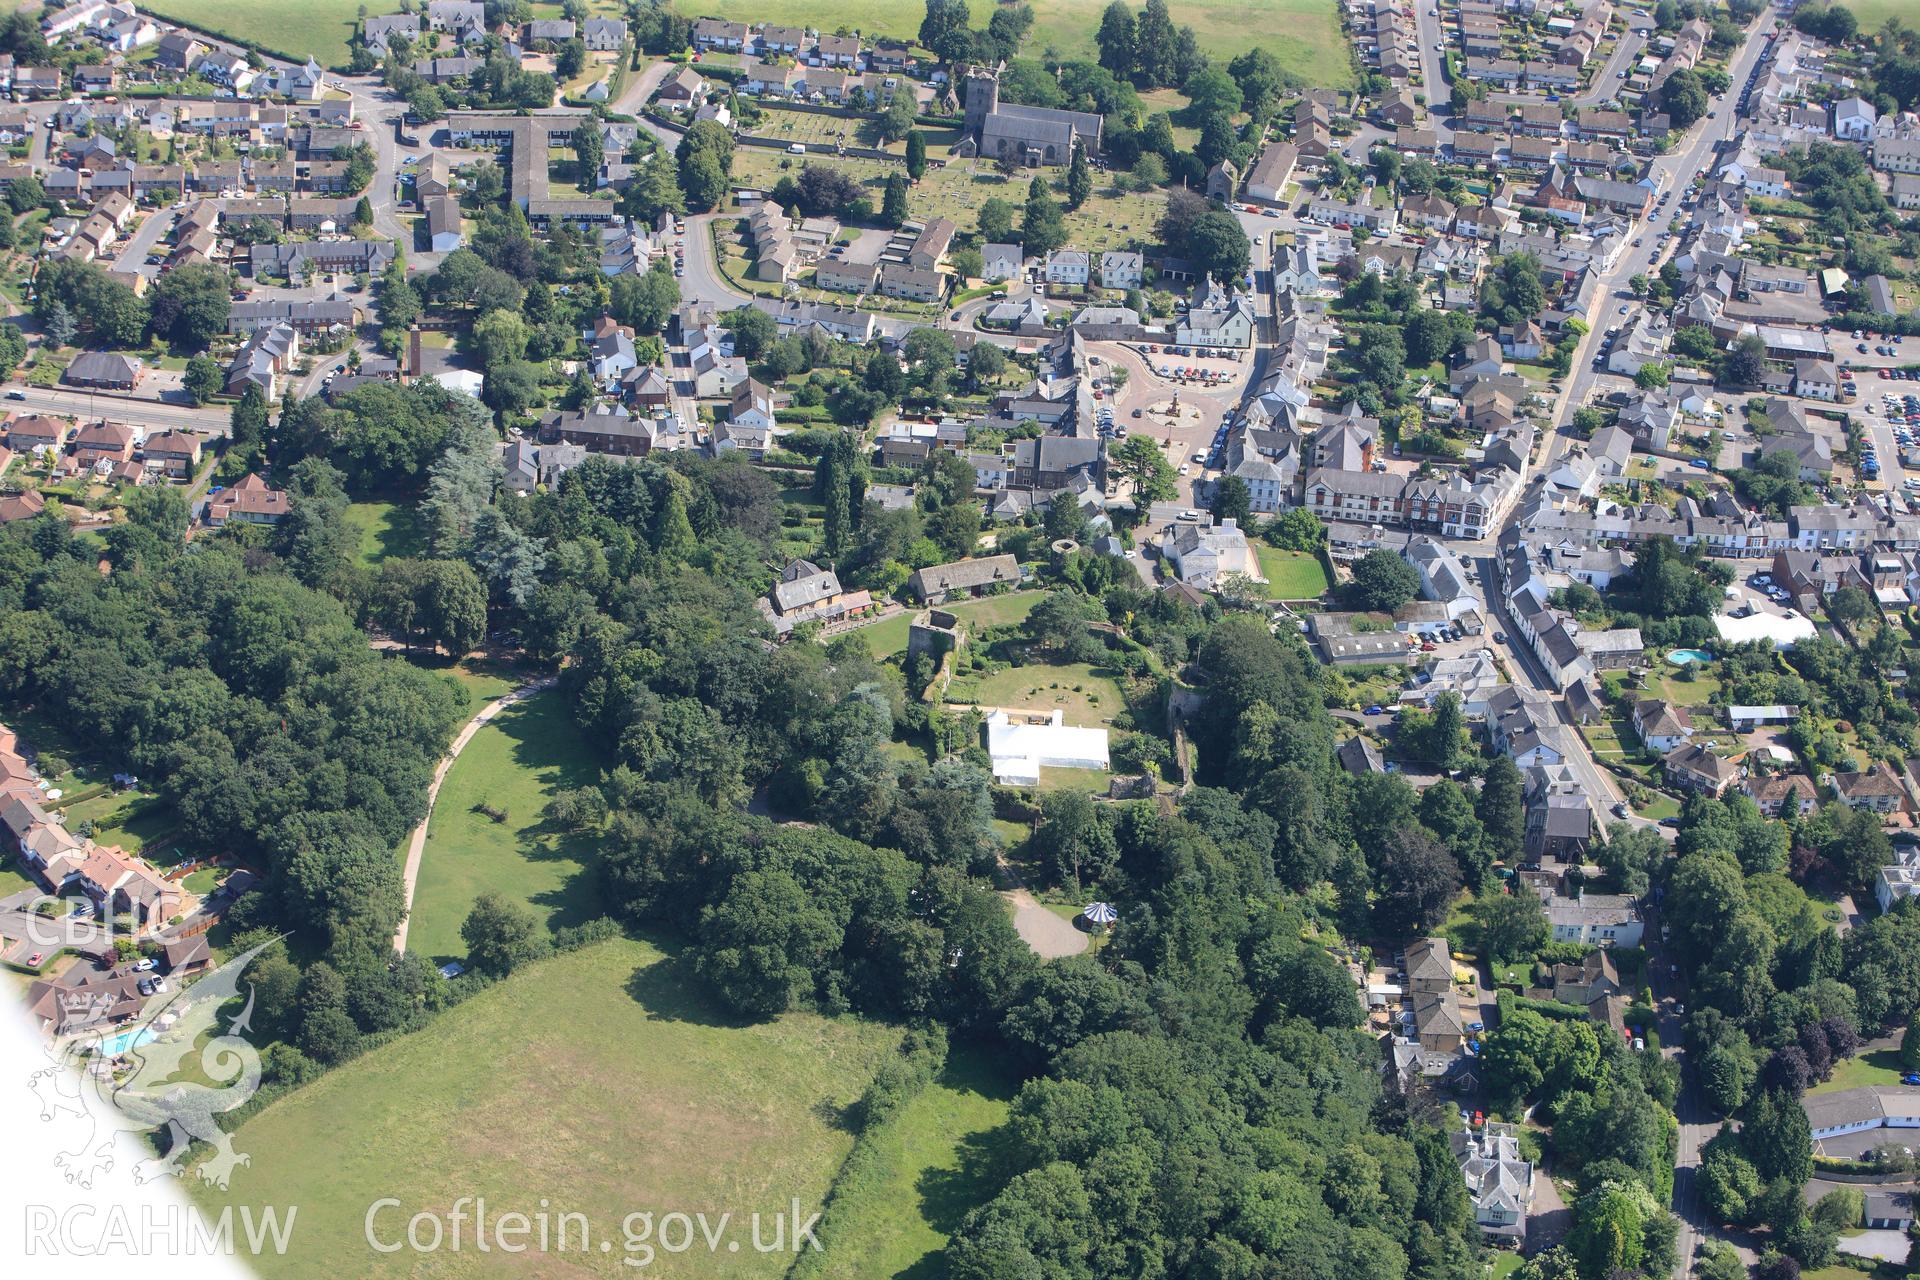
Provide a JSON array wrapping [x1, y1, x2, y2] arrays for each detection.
[[1840, 1229, 1912, 1262], [1001, 889, 1088, 958]]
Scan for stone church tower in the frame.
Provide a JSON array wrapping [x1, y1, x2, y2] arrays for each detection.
[[962, 63, 1001, 142]]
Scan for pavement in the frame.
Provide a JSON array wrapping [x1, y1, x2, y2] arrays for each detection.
[[1546, 12, 1780, 470], [334, 75, 424, 248], [109, 206, 179, 280], [2, 384, 231, 436], [1095, 339, 1251, 504], [1410, 2, 1649, 143]]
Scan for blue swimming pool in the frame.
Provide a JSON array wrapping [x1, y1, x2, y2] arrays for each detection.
[[1667, 649, 1713, 666], [97, 1026, 157, 1056]]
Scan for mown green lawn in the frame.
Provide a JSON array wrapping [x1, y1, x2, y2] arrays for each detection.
[[406, 689, 601, 964], [140, 0, 622, 63], [859, 611, 918, 658], [1844, 0, 1912, 28], [195, 937, 903, 1280], [344, 501, 428, 567], [1255, 546, 1333, 600], [857, 590, 1045, 659], [730, 149, 1165, 258], [1648, 667, 1722, 708], [947, 660, 1127, 727], [57, 790, 177, 855], [810, 1045, 1017, 1280], [1810, 1048, 1909, 1096], [1633, 791, 1682, 821]]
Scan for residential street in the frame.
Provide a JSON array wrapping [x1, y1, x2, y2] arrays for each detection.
[[1544, 11, 1779, 469], [4, 385, 230, 436], [109, 206, 177, 279]]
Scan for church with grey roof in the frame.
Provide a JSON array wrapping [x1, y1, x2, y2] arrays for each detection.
[[956, 63, 1103, 167]]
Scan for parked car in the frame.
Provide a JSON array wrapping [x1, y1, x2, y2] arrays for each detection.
[[133, 958, 156, 972]]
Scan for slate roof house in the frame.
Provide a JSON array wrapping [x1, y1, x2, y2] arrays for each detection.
[[63, 351, 141, 390], [909, 554, 1021, 604], [1542, 887, 1643, 947], [1452, 1124, 1535, 1244], [1157, 518, 1264, 591], [757, 558, 875, 637], [1631, 699, 1693, 753]]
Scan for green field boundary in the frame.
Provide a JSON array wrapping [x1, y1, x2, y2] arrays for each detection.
[[785, 1027, 948, 1280]]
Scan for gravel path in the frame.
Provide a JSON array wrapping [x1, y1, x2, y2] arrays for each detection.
[[1002, 888, 1088, 959], [392, 677, 554, 955]]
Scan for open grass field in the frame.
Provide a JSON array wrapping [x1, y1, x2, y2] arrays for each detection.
[[406, 689, 601, 964], [858, 590, 1044, 658], [731, 149, 1165, 256], [400, 653, 524, 715], [194, 936, 904, 1279], [1810, 1048, 1909, 1096], [1255, 546, 1332, 599], [946, 659, 1127, 726], [810, 1045, 1017, 1279], [344, 501, 428, 566], [139, 0, 620, 64], [686, 0, 1350, 80], [1845, 0, 1914, 30], [140, 0, 363, 64]]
